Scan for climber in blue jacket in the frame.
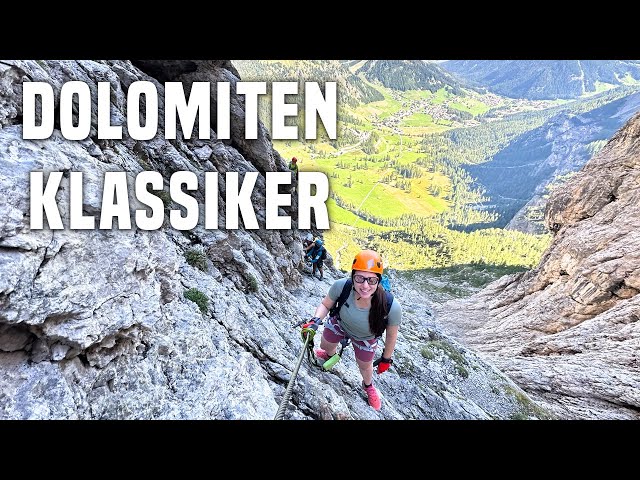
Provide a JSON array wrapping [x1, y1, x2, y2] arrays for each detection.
[[305, 238, 326, 280]]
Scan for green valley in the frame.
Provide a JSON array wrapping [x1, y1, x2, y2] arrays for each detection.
[[233, 60, 640, 284]]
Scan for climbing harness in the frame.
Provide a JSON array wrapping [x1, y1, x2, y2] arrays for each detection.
[[300, 319, 321, 365], [300, 318, 351, 370]]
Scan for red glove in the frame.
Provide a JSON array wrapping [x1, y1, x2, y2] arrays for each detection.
[[302, 317, 321, 331], [373, 356, 393, 374], [300, 317, 321, 340]]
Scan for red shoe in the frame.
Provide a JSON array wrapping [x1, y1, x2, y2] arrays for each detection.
[[314, 348, 332, 362], [362, 381, 381, 410]]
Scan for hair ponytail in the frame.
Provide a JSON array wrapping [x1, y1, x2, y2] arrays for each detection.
[[369, 277, 387, 337]]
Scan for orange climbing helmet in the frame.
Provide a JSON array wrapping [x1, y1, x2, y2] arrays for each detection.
[[352, 250, 383, 274], [291, 157, 298, 163]]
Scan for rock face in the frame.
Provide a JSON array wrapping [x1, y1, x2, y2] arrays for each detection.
[[436, 111, 640, 419], [0, 60, 541, 419]]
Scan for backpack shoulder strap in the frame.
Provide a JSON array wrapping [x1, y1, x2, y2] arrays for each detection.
[[329, 279, 352, 317], [383, 291, 394, 325], [385, 291, 394, 309]]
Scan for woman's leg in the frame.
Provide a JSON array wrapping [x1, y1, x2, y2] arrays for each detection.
[[319, 333, 339, 356], [353, 343, 381, 410], [352, 339, 377, 385], [355, 357, 374, 386], [319, 317, 345, 356]]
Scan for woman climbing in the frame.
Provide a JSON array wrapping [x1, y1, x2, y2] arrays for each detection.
[[302, 250, 402, 410]]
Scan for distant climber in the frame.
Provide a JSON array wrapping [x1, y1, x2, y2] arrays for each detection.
[[302, 233, 314, 250], [289, 156, 299, 194], [289, 156, 299, 179], [304, 237, 326, 280], [302, 233, 315, 272], [301, 250, 402, 411]]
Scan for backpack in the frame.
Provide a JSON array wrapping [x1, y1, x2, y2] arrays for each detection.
[[308, 244, 324, 264], [328, 278, 394, 327], [380, 274, 391, 292]]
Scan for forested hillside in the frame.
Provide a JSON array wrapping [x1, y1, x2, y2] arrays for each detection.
[[234, 60, 382, 106], [233, 60, 640, 287], [465, 89, 640, 227], [352, 60, 466, 94]]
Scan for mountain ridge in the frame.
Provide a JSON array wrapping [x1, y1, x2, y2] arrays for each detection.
[[443, 60, 640, 99], [469, 90, 640, 231], [354, 60, 467, 94]]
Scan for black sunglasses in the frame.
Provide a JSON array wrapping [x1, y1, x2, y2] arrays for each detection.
[[353, 274, 379, 285]]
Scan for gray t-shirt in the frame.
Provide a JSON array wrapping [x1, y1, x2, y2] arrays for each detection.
[[328, 277, 402, 341]]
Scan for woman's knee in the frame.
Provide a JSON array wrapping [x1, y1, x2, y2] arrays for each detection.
[[322, 327, 342, 345], [354, 348, 376, 364], [356, 358, 374, 373], [355, 346, 376, 366], [320, 336, 339, 350]]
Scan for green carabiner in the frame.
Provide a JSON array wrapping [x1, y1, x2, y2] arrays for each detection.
[[300, 327, 316, 342]]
